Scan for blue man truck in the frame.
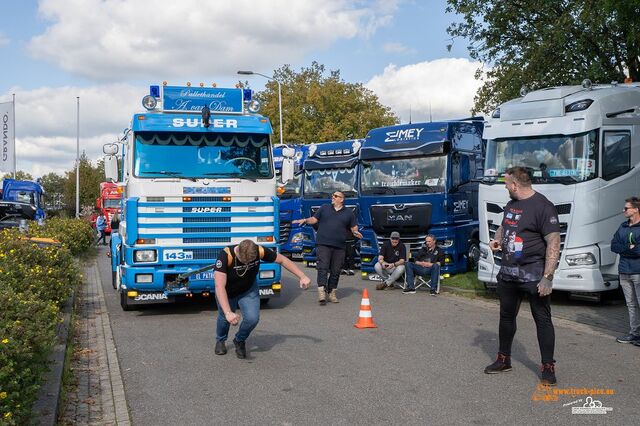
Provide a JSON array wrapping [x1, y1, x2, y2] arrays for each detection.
[[1, 178, 46, 221], [104, 83, 293, 310], [358, 120, 484, 279], [300, 139, 363, 267], [273, 144, 309, 260]]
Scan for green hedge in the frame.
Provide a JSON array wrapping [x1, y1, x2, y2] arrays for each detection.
[[0, 218, 92, 424]]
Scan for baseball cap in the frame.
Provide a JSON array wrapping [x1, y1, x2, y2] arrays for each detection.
[[390, 231, 400, 239]]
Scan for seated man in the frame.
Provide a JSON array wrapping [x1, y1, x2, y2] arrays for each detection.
[[404, 234, 444, 295], [374, 231, 407, 290]]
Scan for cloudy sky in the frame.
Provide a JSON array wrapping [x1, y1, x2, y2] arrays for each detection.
[[0, 0, 483, 177]]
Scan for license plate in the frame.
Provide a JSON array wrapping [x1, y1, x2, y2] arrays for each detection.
[[192, 271, 214, 281], [163, 250, 194, 261]]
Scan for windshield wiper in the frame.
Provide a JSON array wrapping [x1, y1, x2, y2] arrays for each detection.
[[202, 173, 257, 182], [412, 186, 439, 193], [369, 187, 396, 195], [308, 191, 333, 199], [145, 171, 196, 182]]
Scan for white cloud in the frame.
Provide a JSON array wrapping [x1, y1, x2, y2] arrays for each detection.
[[28, 0, 396, 82], [5, 84, 143, 176], [0, 32, 9, 47], [382, 42, 413, 54], [366, 58, 483, 122]]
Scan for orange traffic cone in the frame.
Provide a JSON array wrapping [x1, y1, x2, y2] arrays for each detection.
[[354, 288, 377, 329]]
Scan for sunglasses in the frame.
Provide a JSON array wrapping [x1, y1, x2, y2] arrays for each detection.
[[624, 206, 637, 211], [332, 194, 343, 198]]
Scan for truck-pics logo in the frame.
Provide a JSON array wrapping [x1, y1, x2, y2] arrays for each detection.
[[385, 127, 424, 142]]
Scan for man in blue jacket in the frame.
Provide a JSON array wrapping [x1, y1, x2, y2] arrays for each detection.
[[611, 196, 640, 346]]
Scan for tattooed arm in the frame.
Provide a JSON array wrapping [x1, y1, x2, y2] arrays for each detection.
[[538, 231, 561, 296]]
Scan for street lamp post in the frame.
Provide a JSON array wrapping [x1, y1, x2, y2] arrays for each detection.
[[237, 71, 283, 146]]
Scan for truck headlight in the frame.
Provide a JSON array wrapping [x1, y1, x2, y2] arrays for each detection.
[[290, 232, 304, 243], [565, 253, 596, 266], [438, 239, 454, 248], [259, 270, 275, 279], [480, 247, 489, 259], [135, 250, 157, 263]]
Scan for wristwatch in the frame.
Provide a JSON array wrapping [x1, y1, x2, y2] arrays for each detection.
[[543, 273, 554, 281]]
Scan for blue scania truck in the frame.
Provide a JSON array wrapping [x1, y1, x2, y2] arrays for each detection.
[[300, 139, 363, 266], [273, 144, 309, 259], [358, 120, 484, 279], [104, 83, 293, 310]]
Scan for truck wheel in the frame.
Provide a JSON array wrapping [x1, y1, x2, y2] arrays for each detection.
[[467, 241, 480, 271], [120, 291, 133, 311]]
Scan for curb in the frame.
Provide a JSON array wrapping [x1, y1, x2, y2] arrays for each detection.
[[32, 290, 75, 425]]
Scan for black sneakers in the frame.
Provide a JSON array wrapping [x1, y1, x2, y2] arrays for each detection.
[[214, 340, 227, 355], [233, 338, 247, 359], [540, 362, 557, 386], [402, 288, 416, 294], [484, 353, 512, 374]]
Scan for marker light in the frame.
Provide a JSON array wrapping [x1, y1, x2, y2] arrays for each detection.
[[200, 82, 204, 87], [257, 236, 274, 242], [187, 82, 192, 87], [248, 99, 261, 113], [581, 79, 592, 90], [308, 143, 317, 157], [163, 81, 168, 86], [212, 83, 217, 87], [142, 95, 157, 110], [352, 140, 361, 154]]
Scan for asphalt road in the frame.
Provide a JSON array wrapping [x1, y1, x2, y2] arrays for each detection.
[[96, 249, 639, 425]]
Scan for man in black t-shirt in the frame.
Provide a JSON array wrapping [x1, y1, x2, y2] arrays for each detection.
[[374, 231, 406, 290], [214, 239, 311, 358], [293, 191, 362, 305], [404, 234, 445, 295], [484, 166, 561, 386]]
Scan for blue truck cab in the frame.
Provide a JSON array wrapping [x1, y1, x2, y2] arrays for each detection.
[[105, 84, 289, 310], [300, 139, 363, 266], [273, 144, 308, 259], [1, 178, 46, 221], [358, 120, 484, 279]]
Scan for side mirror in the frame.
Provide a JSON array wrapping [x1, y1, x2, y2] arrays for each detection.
[[104, 155, 118, 182], [281, 158, 294, 184], [103, 143, 119, 155], [282, 147, 295, 158]]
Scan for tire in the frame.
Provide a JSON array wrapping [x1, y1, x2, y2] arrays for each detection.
[[260, 298, 270, 307], [120, 290, 133, 311], [467, 241, 480, 272]]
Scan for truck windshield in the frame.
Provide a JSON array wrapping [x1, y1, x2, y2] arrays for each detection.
[[484, 130, 598, 184], [103, 199, 120, 209], [360, 156, 447, 195], [278, 173, 302, 200], [304, 168, 357, 198], [134, 132, 273, 180], [11, 191, 35, 205]]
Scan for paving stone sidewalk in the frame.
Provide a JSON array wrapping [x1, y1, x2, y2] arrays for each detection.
[[58, 261, 130, 425]]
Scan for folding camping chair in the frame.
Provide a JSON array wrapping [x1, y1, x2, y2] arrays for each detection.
[[403, 243, 435, 292]]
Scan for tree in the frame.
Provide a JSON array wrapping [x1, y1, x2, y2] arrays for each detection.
[[41, 172, 68, 210], [447, 0, 640, 113], [2, 171, 34, 181], [254, 62, 397, 144], [63, 153, 105, 215]]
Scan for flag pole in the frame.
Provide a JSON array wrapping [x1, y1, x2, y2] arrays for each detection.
[[12, 93, 16, 178], [75, 97, 80, 218]]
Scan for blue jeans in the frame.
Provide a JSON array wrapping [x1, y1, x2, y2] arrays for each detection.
[[405, 262, 440, 290], [619, 274, 640, 337], [215, 281, 260, 343]]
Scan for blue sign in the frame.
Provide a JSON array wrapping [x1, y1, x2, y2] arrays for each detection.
[[163, 86, 243, 113], [183, 187, 231, 194]]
